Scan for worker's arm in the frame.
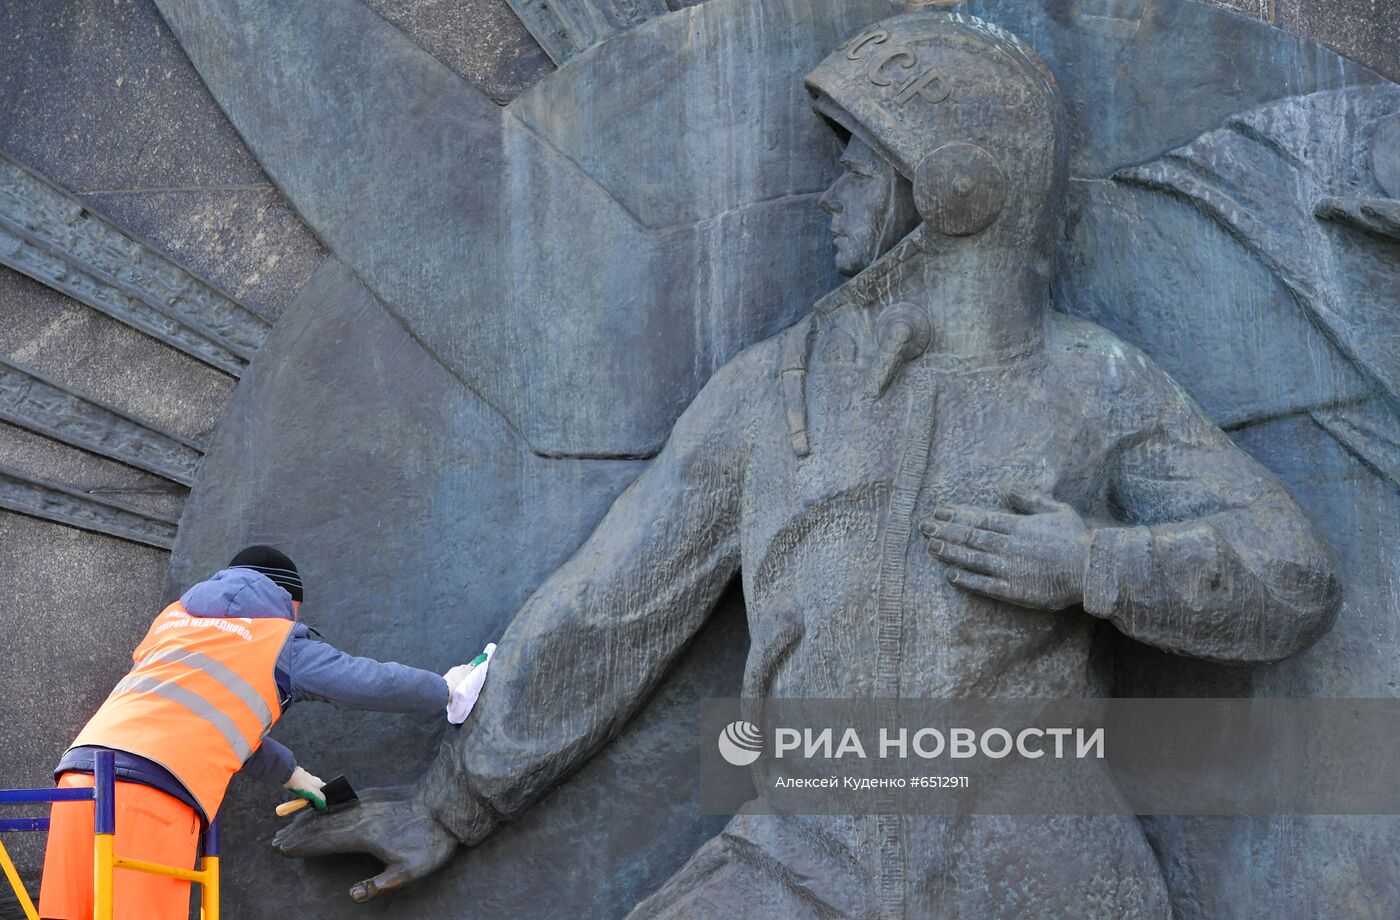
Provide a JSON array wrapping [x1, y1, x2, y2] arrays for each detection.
[[274, 332, 768, 901], [242, 738, 329, 809], [242, 736, 296, 785], [239, 636, 447, 801], [282, 627, 449, 713]]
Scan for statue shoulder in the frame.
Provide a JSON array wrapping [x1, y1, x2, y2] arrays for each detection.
[[661, 319, 799, 458], [712, 314, 812, 390], [681, 317, 801, 420], [1045, 311, 1193, 413]]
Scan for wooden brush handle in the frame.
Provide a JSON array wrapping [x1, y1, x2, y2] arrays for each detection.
[[276, 797, 311, 817]]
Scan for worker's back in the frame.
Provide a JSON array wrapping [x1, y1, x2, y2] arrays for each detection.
[[69, 577, 295, 821]]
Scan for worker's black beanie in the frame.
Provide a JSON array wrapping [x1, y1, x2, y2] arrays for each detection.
[[229, 544, 303, 602]]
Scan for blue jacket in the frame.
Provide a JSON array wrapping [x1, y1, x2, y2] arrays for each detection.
[[58, 567, 449, 819]]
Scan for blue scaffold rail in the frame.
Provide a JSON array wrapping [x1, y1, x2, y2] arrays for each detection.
[[0, 818, 49, 833], [0, 788, 94, 806]]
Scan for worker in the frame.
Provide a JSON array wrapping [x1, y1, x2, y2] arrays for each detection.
[[36, 545, 487, 920]]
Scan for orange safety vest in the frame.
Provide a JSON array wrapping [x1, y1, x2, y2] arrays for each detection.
[[69, 601, 295, 820]]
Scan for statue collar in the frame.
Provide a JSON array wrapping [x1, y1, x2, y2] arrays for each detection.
[[813, 225, 934, 317]]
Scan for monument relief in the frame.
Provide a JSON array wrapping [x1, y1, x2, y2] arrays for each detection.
[[33, 0, 1378, 916], [258, 14, 1342, 917]]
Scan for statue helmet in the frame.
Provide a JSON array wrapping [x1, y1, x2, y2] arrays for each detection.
[[804, 12, 1068, 247]]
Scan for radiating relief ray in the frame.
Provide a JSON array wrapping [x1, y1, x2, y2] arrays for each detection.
[[0, 149, 266, 543], [0, 152, 271, 377], [0, 356, 204, 486], [0, 463, 179, 549]]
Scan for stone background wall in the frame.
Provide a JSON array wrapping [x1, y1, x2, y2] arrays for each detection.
[[0, 1, 1395, 917]]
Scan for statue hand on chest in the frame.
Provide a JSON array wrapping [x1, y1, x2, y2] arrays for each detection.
[[921, 490, 1093, 610]]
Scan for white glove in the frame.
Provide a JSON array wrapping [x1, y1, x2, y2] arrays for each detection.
[[283, 765, 327, 810], [444, 643, 496, 725]]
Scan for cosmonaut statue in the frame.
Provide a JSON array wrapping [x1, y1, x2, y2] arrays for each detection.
[[276, 13, 1341, 917]]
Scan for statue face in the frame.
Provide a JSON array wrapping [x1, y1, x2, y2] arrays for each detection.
[[820, 134, 910, 276]]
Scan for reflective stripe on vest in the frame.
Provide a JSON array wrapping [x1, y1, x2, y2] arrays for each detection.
[[134, 648, 275, 730], [108, 673, 256, 762], [69, 602, 294, 819]]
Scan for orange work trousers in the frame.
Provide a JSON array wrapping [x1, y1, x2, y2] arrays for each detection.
[[37, 772, 200, 920]]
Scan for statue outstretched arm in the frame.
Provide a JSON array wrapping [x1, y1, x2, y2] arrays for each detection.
[[423, 356, 755, 843], [274, 344, 763, 900], [1082, 367, 1342, 663]]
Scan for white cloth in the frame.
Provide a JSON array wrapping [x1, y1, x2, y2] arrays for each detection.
[[446, 643, 496, 725]]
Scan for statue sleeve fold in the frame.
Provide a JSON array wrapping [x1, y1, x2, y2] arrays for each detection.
[[418, 348, 761, 844], [1081, 367, 1342, 663]]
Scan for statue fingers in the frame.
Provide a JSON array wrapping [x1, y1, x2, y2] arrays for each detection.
[[929, 504, 1019, 535], [350, 864, 414, 903], [928, 539, 1004, 576], [272, 797, 395, 858], [920, 519, 1009, 553], [349, 836, 456, 903], [945, 568, 1017, 601]]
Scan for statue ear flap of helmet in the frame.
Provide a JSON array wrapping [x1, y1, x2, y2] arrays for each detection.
[[806, 12, 1066, 245], [914, 142, 1007, 237]]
